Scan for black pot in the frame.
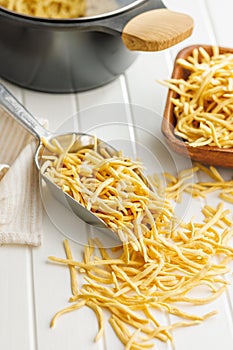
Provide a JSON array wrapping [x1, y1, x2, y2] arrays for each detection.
[[0, 0, 193, 93]]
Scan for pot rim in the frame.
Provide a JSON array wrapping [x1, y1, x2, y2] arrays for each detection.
[[0, 0, 148, 23]]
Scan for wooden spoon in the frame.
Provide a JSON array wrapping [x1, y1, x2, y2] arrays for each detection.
[[122, 9, 194, 52]]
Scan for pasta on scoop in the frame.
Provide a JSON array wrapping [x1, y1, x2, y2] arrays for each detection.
[[46, 138, 233, 349]]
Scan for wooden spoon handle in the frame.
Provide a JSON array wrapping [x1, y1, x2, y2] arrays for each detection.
[[121, 9, 194, 52]]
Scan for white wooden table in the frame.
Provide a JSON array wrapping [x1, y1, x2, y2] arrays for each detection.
[[1, 1, 233, 349]]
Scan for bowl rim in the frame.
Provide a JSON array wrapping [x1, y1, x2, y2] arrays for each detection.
[[162, 44, 233, 168]]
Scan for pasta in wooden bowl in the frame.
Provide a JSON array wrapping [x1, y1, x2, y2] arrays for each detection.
[[161, 45, 233, 168]]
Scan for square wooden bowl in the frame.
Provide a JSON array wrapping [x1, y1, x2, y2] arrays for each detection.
[[162, 44, 233, 168]]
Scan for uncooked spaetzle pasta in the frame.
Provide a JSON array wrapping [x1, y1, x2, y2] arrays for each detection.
[[47, 151, 233, 349], [165, 163, 233, 204], [0, 0, 86, 18], [41, 136, 170, 250], [0, 0, 119, 18], [40, 130, 233, 349], [49, 199, 233, 349], [159, 46, 233, 148]]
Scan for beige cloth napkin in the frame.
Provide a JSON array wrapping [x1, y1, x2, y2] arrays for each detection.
[[0, 108, 43, 246]]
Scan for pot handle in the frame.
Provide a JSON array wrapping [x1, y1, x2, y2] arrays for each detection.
[[121, 9, 194, 51]]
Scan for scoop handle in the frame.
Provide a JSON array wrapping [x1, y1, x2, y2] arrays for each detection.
[[122, 9, 194, 51], [0, 83, 50, 140]]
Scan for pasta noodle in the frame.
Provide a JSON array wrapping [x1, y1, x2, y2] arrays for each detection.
[[41, 136, 170, 249], [0, 0, 119, 18], [46, 143, 233, 349], [159, 46, 233, 148], [165, 162, 233, 204], [49, 199, 233, 348], [0, 0, 87, 18]]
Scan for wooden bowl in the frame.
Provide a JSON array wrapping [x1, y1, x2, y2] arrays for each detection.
[[162, 44, 233, 168]]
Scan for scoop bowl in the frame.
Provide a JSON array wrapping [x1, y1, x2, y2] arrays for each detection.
[[0, 83, 120, 238]]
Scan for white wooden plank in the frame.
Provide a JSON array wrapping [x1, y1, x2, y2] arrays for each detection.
[[0, 246, 36, 350], [77, 77, 126, 111], [0, 78, 23, 99], [172, 295, 233, 350], [23, 89, 105, 349], [165, 2, 233, 348], [205, 0, 233, 46], [125, 50, 172, 114], [194, 166, 233, 341], [23, 85, 105, 349], [23, 90, 77, 131], [77, 74, 139, 163], [0, 84, 36, 350], [77, 102, 136, 149], [125, 2, 233, 349], [31, 213, 105, 350], [165, 0, 217, 49], [78, 75, 144, 350]]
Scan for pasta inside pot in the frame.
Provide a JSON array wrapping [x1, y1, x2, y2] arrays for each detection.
[[0, 0, 121, 19]]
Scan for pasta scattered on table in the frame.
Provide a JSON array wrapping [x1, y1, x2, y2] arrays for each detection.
[[165, 162, 233, 204], [47, 147, 233, 349]]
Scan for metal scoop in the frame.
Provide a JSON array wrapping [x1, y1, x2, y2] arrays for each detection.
[[0, 83, 121, 237]]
